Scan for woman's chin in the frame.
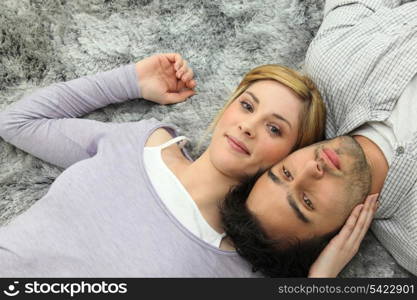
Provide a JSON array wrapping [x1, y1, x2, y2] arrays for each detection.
[[213, 159, 254, 179], [207, 146, 255, 178]]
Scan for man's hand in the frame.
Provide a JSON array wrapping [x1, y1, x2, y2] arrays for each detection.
[[308, 194, 379, 278], [135, 53, 197, 105]]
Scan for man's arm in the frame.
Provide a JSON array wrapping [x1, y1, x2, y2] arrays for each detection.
[[319, 0, 402, 35], [371, 218, 417, 276]]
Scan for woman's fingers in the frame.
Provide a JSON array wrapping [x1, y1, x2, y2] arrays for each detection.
[[186, 79, 196, 89], [308, 195, 378, 278], [176, 75, 195, 94], [177, 61, 196, 90], [163, 53, 196, 87], [337, 204, 364, 240], [352, 195, 378, 244], [165, 53, 183, 69], [164, 89, 196, 104], [181, 68, 194, 83], [346, 194, 379, 249], [176, 60, 188, 79]]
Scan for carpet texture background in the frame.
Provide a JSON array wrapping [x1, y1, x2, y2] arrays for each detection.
[[0, 0, 413, 277]]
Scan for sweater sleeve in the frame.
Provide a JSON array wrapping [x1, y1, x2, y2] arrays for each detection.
[[0, 64, 141, 169]]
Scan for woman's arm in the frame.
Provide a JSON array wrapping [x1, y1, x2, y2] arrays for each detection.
[[0, 54, 195, 169]]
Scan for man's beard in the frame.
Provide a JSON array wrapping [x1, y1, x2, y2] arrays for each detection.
[[334, 135, 372, 207]]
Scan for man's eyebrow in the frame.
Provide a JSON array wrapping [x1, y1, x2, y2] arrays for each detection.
[[246, 91, 292, 130], [267, 169, 311, 224], [267, 168, 283, 184], [287, 193, 311, 224]]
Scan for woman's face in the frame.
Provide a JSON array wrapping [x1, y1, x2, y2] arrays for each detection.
[[209, 80, 304, 179]]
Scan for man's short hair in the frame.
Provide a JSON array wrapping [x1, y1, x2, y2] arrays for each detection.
[[220, 171, 339, 277]]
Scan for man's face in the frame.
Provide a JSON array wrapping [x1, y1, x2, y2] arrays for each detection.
[[246, 136, 372, 241]]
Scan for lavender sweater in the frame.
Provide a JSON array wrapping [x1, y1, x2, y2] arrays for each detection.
[[0, 65, 258, 277]]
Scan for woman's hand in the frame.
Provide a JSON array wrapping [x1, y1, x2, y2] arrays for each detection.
[[308, 193, 379, 278], [135, 53, 196, 105]]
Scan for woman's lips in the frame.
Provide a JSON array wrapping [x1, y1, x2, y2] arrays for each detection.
[[322, 148, 341, 170], [226, 135, 250, 155]]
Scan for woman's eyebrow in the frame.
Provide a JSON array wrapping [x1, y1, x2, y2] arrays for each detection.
[[246, 91, 292, 130]]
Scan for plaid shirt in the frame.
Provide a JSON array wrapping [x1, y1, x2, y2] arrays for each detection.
[[304, 0, 417, 275]]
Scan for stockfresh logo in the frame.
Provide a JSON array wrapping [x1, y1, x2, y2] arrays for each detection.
[[3, 281, 20, 297]]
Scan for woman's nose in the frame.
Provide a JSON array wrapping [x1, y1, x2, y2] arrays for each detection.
[[238, 121, 255, 138]]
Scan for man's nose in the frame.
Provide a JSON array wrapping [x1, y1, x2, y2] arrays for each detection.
[[294, 160, 324, 186]]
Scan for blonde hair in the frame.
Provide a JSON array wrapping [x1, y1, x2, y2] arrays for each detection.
[[207, 64, 326, 150]]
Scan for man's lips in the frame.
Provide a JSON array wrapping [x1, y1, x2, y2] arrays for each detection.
[[322, 148, 341, 170], [226, 135, 250, 155]]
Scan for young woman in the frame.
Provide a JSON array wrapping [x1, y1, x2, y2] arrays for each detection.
[[0, 53, 326, 277]]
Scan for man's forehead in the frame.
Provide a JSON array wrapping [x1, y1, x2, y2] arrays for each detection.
[[249, 175, 314, 239], [248, 169, 286, 204], [266, 169, 311, 223]]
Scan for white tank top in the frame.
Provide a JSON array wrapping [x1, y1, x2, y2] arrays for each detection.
[[143, 136, 226, 248]]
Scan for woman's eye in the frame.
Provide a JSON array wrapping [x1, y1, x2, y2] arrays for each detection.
[[282, 166, 293, 180], [303, 194, 314, 209], [240, 101, 253, 112], [267, 124, 281, 136]]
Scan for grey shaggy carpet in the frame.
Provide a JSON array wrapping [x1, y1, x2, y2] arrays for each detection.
[[0, 0, 412, 277]]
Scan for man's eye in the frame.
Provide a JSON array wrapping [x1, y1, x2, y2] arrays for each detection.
[[303, 194, 314, 209], [240, 101, 253, 112], [282, 166, 293, 180]]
